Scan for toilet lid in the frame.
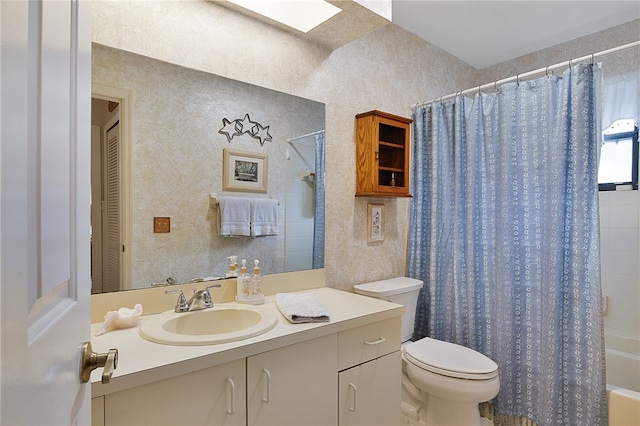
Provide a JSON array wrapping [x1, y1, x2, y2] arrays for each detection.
[[404, 337, 498, 380], [353, 277, 423, 298]]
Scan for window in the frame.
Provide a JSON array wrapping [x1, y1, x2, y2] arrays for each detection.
[[598, 119, 639, 191]]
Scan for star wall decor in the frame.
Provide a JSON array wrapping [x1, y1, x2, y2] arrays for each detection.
[[218, 113, 273, 146], [218, 117, 241, 143]]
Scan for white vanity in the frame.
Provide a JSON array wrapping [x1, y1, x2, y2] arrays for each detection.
[[90, 272, 403, 426]]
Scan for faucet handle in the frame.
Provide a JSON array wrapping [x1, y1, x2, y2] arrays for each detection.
[[165, 289, 189, 312]]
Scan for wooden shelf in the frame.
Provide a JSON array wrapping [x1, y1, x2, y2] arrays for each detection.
[[355, 110, 412, 197]]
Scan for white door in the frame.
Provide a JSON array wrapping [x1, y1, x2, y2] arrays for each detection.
[[103, 121, 121, 293], [91, 125, 104, 294], [1, 0, 92, 424]]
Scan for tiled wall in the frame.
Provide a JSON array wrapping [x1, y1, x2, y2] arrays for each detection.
[[285, 139, 316, 271], [599, 190, 640, 354]]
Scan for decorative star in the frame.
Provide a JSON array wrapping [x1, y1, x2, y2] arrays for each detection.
[[237, 114, 257, 136], [252, 122, 272, 146], [218, 117, 240, 143]]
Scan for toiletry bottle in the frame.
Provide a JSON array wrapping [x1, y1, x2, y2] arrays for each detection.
[[226, 255, 238, 278], [237, 259, 251, 301], [236, 259, 245, 300], [252, 259, 264, 303], [390, 172, 396, 187]]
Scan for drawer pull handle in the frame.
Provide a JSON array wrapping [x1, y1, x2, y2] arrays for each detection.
[[348, 383, 358, 412], [226, 378, 235, 415], [364, 337, 386, 345], [262, 369, 272, 403]]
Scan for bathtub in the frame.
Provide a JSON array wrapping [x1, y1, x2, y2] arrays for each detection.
[[606, 346, 640, 426]]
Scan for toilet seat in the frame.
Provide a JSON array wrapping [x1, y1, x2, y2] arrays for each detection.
[[404, 337, 498, 380]]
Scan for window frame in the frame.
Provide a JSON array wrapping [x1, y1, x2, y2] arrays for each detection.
[[598, 124, 639, 191]]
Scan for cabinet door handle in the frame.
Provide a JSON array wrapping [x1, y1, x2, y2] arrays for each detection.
[[262, 369, 271, 403], [375, 150, 379, 161], [364, 337, 386, 345], [348, 383, 358, 412], [226, 378, 235, 415]]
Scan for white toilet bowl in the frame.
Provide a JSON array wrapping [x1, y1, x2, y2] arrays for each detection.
[[353, 278, 500, 426], [403, 338, 499, 426]]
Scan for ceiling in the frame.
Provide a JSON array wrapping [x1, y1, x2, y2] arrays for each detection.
[[391, 1, 640, 69]]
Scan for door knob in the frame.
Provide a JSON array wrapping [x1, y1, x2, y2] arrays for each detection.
[[80, 342, 118, 384]]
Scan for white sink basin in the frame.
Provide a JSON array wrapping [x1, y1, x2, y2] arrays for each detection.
[[139, 304, 278, 346]]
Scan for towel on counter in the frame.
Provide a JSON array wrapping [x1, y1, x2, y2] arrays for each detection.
[[275, 292, 330, 324], [217, 196, 251, 237], [250, 198, 279, 237]]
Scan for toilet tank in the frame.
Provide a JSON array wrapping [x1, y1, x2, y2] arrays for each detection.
[[353, 277, 424, 343]]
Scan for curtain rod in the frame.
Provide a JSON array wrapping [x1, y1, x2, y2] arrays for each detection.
[[412, 40, 640, 109], [286, 129, 324, 143]]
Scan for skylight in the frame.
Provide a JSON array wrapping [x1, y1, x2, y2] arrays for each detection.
[[228, 0, 341, 33]]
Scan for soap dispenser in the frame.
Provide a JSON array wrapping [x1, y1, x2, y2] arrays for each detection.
[[226, 255, 238, 278], [251, 259, 264, 304], [236, 259, 251, 303]]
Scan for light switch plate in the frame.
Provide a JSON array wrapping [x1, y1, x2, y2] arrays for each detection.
[[154, 217, 170, 233]]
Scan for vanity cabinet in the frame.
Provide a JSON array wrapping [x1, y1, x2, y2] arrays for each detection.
[[337, 317, 402, 426], [355, 110, 413, 197], [247, 333, 338, 426], [101, 358, 246, 425]]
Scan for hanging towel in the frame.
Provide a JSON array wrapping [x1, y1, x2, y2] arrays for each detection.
[[217, 197, 251, 237], [250, 198, 279, 237], [275, 292, 330, 324]]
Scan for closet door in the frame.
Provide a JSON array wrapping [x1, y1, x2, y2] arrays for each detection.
[[103, 121, 120, 292]]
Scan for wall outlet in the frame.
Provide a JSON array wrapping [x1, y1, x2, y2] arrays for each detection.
[[154, 217, 170, 233]]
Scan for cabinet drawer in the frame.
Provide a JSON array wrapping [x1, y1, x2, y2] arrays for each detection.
[[338, 317, 400, 370]]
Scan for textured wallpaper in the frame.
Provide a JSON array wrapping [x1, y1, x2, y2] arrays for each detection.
[[92, 45, 323, 288], [92, 1, 638, 292]]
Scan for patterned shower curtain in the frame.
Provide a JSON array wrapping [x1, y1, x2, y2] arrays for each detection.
[[407, 64, 607, 425], [312, 132, 325, 269]]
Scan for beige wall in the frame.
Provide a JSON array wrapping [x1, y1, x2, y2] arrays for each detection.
[[92, 0, 477, 291], [92, 1, 638, 294], [92, 44, 324, 287]]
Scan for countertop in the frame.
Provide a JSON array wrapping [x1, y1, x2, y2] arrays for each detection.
[[90, 287, 404, 397]]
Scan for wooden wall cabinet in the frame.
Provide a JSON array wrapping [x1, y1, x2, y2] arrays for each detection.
[[355, 110, 413, 197]]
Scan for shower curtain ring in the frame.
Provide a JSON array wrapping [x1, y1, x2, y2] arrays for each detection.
[[591, 53, 595, 64], [494, 80, 498, 92], [545, 65, 550, 77], [516, 74, 520, 85]]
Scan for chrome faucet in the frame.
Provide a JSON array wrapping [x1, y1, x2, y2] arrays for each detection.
[[165, 284, 222, 313]]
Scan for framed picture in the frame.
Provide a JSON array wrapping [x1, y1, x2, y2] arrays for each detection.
[[367, 203, 385, 244], [223, 148, 268, 193]]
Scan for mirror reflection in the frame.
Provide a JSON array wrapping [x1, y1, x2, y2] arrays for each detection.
[[91, 44, 325, 293]]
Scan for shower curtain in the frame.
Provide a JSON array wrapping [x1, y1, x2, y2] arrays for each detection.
[[312, 132, 325, 269], [407, 64, 607, 425]]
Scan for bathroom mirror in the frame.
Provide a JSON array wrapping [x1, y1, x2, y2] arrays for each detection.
[[91, 44, 325, 293]]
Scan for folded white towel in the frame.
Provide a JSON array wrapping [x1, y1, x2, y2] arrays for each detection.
[[218, 197, 251, 237], [251, 199, 279, 237], [275, 292, 330, 324]]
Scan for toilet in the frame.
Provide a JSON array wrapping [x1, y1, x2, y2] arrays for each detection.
[[353, 277, 499, 426]]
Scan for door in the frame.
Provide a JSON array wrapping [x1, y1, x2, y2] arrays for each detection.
[[1, 0, 92, 424], [103, 120, 121, 293], [91, 125, 104, 293]]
